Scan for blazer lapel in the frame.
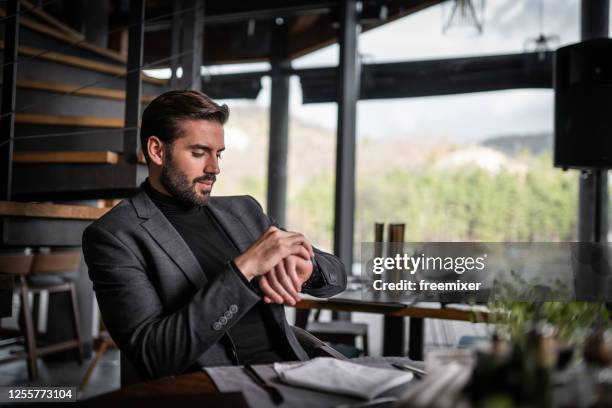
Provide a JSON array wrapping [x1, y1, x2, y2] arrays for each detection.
[[207, 202, 255, 254], [131, 190, 208, 289]]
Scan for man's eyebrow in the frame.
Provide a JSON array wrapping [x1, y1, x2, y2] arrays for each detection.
[[188, 144, 225, 152]]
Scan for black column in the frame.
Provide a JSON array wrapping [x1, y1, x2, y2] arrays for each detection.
[[579, 0, 609, 243], [169, 0, 183, 89], [123, 0, 145, 161], [334, 0, 360, 270], [267, 21, 290, 227], [83, 0, 109, 48], [179, 0, 204, 91], [0, 0, 19, 201]]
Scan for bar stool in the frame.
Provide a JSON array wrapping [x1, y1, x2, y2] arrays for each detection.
[[0, 250, 84, 380], [0, 253, 36, 376]]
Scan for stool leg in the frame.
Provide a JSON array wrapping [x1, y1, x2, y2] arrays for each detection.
[[68, 283, 84, 364], [363, 334, 369, 357], [79, 339, 109, 392], [19, 277, 38, 381]]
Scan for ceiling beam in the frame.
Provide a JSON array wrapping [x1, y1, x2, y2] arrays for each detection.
[[198, 51, 553, 101]]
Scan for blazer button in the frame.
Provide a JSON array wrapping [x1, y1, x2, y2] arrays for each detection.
[[229, 305, 238, 313], [219, 316, 228, 325], [223, 311, 233, 319], [212, 322, 222, 331]]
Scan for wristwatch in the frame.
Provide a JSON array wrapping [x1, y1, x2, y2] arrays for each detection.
[[302, 256, 323, 288]]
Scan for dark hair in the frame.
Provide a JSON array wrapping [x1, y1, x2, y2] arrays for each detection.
[[140, 90, 229, 164]]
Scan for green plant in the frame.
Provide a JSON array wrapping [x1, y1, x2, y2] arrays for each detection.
[[486, 270, 611, 344]]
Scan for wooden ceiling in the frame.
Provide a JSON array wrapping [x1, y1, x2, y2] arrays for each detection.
[[130, 0, 444, 66]]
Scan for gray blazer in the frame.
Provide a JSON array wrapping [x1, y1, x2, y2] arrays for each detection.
[[82, 188, 346, 380]]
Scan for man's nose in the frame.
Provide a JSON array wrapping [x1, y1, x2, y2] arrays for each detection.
[[205, 156, 220, 175]]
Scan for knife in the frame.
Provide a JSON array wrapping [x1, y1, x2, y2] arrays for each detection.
[[243, 365, 284, 405]]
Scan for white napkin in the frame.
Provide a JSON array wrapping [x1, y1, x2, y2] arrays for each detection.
[[273, 357, 413, 400]]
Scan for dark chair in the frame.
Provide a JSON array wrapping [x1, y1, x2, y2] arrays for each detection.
[[0, 250, 84, 380], [120, 326, 347, 387]]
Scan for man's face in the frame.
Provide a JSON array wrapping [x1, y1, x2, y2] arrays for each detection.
[[160, 119, 225, 206]]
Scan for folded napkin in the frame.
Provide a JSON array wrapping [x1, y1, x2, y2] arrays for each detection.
[[274, 357, 413, 400]]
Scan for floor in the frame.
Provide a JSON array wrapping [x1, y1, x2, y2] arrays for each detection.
[[0, 346, 120, 401]]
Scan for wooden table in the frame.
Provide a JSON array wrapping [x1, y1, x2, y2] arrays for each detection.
[[80, 371, 248, 407], [293, 291, 489, 360]]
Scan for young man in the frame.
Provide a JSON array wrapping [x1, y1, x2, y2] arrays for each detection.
[[82, 90, 346, 381]]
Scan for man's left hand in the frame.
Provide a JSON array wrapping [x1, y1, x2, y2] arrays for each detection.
[[260, 253, 314, 305]]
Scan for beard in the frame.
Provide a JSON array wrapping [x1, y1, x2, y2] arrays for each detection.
[[159, 149, 216, 207]]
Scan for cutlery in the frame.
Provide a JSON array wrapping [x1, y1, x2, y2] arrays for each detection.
[[335, 397, 397, 408], [391, 363, 427, 379], [243, 365, 284, 405]]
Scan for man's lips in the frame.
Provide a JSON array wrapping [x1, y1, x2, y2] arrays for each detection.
[[196, 180, 214, 188]]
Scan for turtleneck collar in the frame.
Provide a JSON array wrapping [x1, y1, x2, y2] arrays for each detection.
[[143, 178, 204, 215]]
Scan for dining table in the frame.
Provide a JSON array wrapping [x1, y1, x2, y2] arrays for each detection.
[[80, 356, 426, 408], [292, 285, 489, 360]]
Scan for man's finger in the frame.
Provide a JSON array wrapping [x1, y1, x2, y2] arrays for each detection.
[[273, 262, 301, 303], [292, 245, 311, 262], [259, 275, 283, 304], [284, 256, 302, 293], [267, 265, 296, 305]]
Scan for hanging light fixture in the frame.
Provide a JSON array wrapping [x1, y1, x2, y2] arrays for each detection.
[[524, 0, 559, 60], [442, 0, 485, 36]]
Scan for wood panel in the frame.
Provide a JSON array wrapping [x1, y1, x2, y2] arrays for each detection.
[[16, 79, 156, 102], [0, 41, 166, 85], [0, 201, 108, 220], [13, 151, 119, 164], [15, 113, 124, 128], [0, 8, 126, 63]]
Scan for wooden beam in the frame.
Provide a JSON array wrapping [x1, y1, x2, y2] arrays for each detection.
[[299, 52, 553, 102], [0, 42, 166, 85], [14, 79, 156, 102], [15, 113, 123, 128], [0, 201, 108, 220], [13, 151, 119, 164]]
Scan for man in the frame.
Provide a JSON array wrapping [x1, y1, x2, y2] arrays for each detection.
[[82, 90, 346, 381]]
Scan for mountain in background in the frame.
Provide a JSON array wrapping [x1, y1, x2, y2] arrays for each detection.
[[480, 132, 552, 156], [215, 104, 555, 197]]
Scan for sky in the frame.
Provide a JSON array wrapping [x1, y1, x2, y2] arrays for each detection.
[[224, 0, 581, 143]]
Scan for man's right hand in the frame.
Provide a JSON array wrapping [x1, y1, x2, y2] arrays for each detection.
[[234, 226, 314, 282]]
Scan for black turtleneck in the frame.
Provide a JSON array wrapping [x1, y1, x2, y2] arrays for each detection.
[[143, 179, 293, 365]]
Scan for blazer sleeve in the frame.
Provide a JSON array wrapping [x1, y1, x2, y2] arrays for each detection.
[[82, 224, 260, 380], [246, 196, 347, 298]]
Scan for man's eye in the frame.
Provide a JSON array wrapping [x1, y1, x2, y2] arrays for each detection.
[[192, 152, 205, 157], [217, 153, 223, 159]]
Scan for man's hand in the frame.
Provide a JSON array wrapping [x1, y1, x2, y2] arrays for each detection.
[[260, 253, 314, 305], [233, 226, 314, 281]]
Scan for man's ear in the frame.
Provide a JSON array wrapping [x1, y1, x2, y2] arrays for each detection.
[[147, 136, 165, 166]]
